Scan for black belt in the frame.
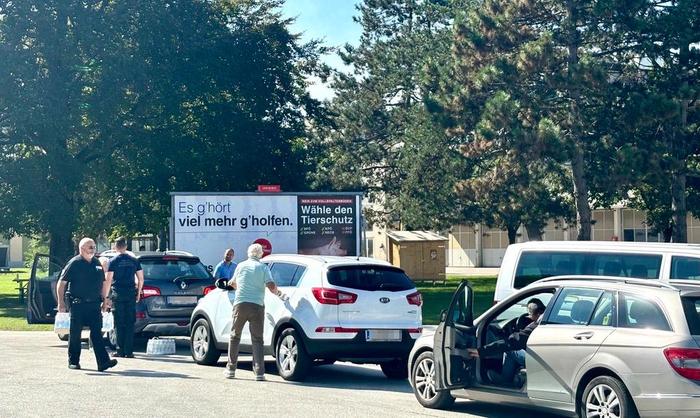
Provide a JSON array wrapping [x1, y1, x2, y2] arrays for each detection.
[[70, 297, 101, 304]]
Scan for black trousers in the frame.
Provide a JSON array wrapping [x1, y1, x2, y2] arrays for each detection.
[[112, 287, 136, 355], [68, 302, 110, 368]]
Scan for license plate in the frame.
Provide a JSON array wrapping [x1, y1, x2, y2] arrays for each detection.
[[365, 329, 401, 342], [167, 296, 197, 306]]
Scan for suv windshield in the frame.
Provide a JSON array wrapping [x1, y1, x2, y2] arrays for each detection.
[[326, 266, 415, 291], [140, 258, 211, 281], [682, 297, 700, 335]]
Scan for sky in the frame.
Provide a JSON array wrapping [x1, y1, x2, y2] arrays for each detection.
[[281, 0, 363, 100]]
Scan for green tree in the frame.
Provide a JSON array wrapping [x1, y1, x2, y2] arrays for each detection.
[[440, 0, 675, 241], [0, 0, 325, 260], [625, 0, 699, 242], [312, 0, 461, 229]]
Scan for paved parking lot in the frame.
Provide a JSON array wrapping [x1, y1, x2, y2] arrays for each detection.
[[0, 332, 561, 418]]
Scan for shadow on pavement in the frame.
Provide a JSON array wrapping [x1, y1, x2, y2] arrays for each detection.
[[85, 369, 199, 379], [218, 360, 413, 394], [450, 400, 563, 418]]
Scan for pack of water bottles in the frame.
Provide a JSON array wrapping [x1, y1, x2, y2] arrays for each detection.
[[54, 312, 71, 334], [146, 337, 176, 355], [101, 312, 114, 333]]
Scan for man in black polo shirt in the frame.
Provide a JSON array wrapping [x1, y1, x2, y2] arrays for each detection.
[[106, 237, 144, 357], [56, 237, 117, 372]]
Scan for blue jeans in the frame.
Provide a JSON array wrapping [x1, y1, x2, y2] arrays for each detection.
[[488, 350, 525, 386], [501, 349, 526, 383]]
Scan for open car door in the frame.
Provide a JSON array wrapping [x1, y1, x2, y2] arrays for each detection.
[[433, 280, 476, 390], [27, 254, 64, 324]]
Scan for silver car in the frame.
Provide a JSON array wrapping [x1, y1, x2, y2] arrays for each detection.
[[408, 276, 700, 418]]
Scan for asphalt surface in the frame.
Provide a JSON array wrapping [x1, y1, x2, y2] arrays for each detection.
[[0, 331, 562, 418]]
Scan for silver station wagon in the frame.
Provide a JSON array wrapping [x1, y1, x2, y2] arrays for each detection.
[[408, 276, 700, 418]]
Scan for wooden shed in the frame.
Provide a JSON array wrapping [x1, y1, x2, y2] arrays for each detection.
[[386, 230, 447, 284]]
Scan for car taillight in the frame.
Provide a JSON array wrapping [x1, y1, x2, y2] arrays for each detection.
[[406, 291, 422, 306], [311, 288, 357, 305], [664, 347, 700, 380], [141, 285, 161, 299], [203, 285, 216, 296], [135, 311, 146, 319], [315, 327, 360, 333], [408, 328, 423, 334]]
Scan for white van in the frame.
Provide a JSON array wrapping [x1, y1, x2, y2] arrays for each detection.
[[494, 241, 700, 302]]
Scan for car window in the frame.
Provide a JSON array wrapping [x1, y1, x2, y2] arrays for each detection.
[[619, 293, 671, 331], [671, 256, 700, 280], [35, 257, 63, 282], [492, 291, 554, 325], [270, 263, 298, 287], [514, 251, 662, 288], [450, 284, 472, 326], [546, 288, 603, 325], [140, 258, 210, 280], [290, 266, 307, 287], [326, 266, 414, 291], [589, 291, 615, 326], [681, 297, 700, 335]]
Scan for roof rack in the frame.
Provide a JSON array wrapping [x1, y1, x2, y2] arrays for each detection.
[[535, 275, 678, 290]]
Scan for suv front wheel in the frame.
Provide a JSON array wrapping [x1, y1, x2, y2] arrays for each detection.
[[190, 318, 220, 365], [275, 328, 311, 381]]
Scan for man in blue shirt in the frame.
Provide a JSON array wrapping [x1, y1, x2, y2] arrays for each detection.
[[213, 248, 237, 281], [224, 243, 286, 381], [105, 237, 144, 358]]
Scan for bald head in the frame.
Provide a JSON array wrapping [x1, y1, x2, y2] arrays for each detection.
[[78, 237, 96, 261]]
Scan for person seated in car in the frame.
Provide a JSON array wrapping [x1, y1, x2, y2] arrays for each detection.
[[468, 298, 547, 387]]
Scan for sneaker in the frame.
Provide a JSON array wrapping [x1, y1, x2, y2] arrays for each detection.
[[223, 369, 235, 379], [124, 354, 135, 358], [68, 364, 81, 370], [112, 352, 125, 358], [98, 359, 118, 372], [255, 375, 266, 381]]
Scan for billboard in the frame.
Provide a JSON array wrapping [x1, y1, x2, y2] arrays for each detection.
[[170, 192, 362, 270]]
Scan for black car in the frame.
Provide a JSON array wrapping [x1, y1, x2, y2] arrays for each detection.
[[27, 251, 215, 342]]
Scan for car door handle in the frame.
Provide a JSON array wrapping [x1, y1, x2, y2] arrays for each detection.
[[573, 332, 594, 340]]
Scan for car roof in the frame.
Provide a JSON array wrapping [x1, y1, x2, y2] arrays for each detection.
[[262, 254, 395, 269], [509, 240, 700, 252], [529, 275, 684, 295]]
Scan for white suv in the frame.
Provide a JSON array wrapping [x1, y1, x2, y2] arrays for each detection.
[[189, 254, 423, 381]]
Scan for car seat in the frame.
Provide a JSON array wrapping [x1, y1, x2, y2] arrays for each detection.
[[629, 300, 664, 329], [674, 259, 699, 280], [630, 264, 648, 279], [603, 261, 622, 276], [570, 299, 594, 324]]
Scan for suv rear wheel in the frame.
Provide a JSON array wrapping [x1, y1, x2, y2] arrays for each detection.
[[190, 318, 220, 365], [580, 375, 638, 418], [275, 328, 311, 381], [411, 351, 455, 409]]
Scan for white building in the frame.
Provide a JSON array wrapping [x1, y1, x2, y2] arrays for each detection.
[[366, 207, 700, 268]]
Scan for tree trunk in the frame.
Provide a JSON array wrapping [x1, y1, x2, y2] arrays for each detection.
[[525, 224, 543, 241], [570, 146, 592, 240], [672, 172, 687, 243], [49, 229, 75, 265], [566, 0, 591, 241], [506, 224, 519, 244], [662, 225, 673, 243], [158, 229, 168, 251]]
